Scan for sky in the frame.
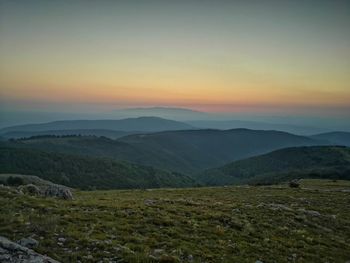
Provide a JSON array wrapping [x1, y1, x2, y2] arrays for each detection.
[[0, 0, 350, 124]]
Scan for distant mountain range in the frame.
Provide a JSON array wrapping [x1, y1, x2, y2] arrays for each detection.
[[0, 147, 196, 189], [2, 115, 349, 142], [1, 128, 327, 174], [111, 107, 208, 121], [0, 117, 193, 134], [196, 146, 350, 186], [187, 120, 326, 135], [2, 107, 350, 133]]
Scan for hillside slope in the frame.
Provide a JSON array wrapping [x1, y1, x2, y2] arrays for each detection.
[[0, 129, 136, 139], [1, 129, 325, 173], [310, 132, 350, 146], [187, 120, 324, 135], [0, 147, 196, 190], [1, 129, 326, 174], [0, 117, 193, 134], [117, 129, 325, 172], [196, 146, 350, 185], [1, 179, 349, 262]]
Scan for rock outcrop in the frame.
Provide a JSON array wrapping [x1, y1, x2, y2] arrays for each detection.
[[17, 237, 39, 249], [0, 236, 60, 263], [43, 185, 73, 200], [18, 184, 41, 196], [15, 184, 73, 200]]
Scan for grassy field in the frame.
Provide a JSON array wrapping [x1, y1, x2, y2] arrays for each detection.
[[1, 179, 350, 262]]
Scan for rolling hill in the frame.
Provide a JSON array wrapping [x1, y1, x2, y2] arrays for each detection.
[[310, 132, 350, 146], [0, 147, 196, 190], [187, 120, 325, 135], [116, 129, 326, 172], [0, 129, 136, 139], [0, 117, 194, 134], [1, 129, 326, 174], [196, 146, 350, 186]]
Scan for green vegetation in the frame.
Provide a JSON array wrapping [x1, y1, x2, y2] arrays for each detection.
[[5, 176, 24, 186], [0, 179, 349, 262], [0, 147, 196, 190], [197, 146, 350, 186], [1, 129, 136, 140], [1, 129, 324, 174]]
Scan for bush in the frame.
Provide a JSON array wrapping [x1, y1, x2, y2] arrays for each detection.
[[6, 176, 24, 186]]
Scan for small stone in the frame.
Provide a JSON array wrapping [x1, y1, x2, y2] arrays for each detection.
[[144, 199, 156, 206], [153, 249, 164, 255], [149, 248, 165, 259], [298, 209, 321, 217], [307, 210, 321, 217], [58, 237, 66, 243]]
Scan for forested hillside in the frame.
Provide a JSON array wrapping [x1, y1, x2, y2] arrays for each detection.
[[1, 129, 325, 174], [0, 147, 196, 190], [197, 146, 350, 186]]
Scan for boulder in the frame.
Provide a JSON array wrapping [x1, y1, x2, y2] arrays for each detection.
[[44, 185, 73, 200], [289, 179, 300, 188], [17, 237, 39, 249], [0, 236, 60, 263]]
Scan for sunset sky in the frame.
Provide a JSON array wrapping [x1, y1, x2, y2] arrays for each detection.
[[0, 0, 350, 118]]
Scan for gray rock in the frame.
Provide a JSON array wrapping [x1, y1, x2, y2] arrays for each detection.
[[0, 236, 60, 263], [298, 208, 321, 217], [268, 203, 293, 212], [18, 184, 41, 196], [144, 199, 156, 206], [17, 237, 39, 249], [57, 237, 66, 243], [153, 249, 164, 255], [306, 210, 321, 217], [44, 185, 73, 200]]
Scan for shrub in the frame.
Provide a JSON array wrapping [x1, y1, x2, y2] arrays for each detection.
[[6, 176, 24, 186]]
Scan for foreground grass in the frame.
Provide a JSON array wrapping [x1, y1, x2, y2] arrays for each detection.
[[1, 179, 350, 262]]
